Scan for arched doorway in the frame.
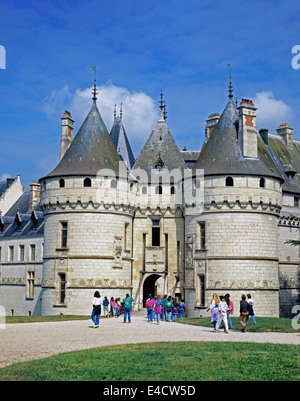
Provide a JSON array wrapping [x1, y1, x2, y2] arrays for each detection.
[[142, 274, 163, 306]]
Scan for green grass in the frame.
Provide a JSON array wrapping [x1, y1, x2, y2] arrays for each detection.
[[0, 341, 298, 381], [177, 316, 300, 333], [5, 315, 90, 324]]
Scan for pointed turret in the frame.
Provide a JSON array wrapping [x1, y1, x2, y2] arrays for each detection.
[[133, 91, 186, 177], [43, 91, 122, 179], [110, 104, 135, 170]]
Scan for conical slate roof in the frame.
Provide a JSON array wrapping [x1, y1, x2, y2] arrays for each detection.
[[44, 101, 122, 178], [193, 98, 282, 180], [110, 116, 135, 169], [133, 111, 187, 178]]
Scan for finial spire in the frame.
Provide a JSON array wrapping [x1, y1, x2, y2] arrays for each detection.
[[227, 63, 233, 99], [114, 104, 116, 120], [120, 102, 123, 120], [92, 66, 97, 103], [163, 101, 167, 120], [159, 89, 164, 111]]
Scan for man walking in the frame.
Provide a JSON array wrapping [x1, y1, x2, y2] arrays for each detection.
[[239, 294, 250, 332], [123, 294, 134, 323]]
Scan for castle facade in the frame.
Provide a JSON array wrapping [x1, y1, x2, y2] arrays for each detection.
[[0, 81, 299, 318]]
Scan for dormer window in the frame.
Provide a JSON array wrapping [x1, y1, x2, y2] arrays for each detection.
[[30, 211, 38, 230], [259, 178, 266, 188], [14, 212, 22, 231], [84, 178, 92, 187], [225, 177, 234, 187], [0, 217, 4, 233]]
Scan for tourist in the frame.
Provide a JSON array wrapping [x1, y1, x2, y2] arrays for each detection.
[[165, 296, 173, 322], [110, 297, 117, 317], [116, 298, 122, 317], [103, 296, 109, 318], [225, 293, 234, 329], [215, 295, 229, 333], [145, 296, 155, 322], [123, 294, 134, 323], [155, 295, 162, 324], [172, 305, 179, 322], [207, 293, 219, 330], [246, 294, 256, 325], [239, 294, 250, 332], [91, 291, 102, 328], [179, 299, 186, 318], [161, 295, 168, 321]]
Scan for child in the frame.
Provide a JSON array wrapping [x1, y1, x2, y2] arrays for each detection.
[[154, 295, 162, 324], [103, 296, 109, 318], [215, 295, 229, 333], [179, 300, 186, 318], [246, 294, 256, 324], [172, 305, 179, 322]]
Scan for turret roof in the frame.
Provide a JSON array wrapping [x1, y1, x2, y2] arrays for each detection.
[[43, 101, 123, 179], [110, 115, 135, 170]]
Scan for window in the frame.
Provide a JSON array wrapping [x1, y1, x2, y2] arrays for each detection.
[[171, 185, 175, 194], [142, 186, 147, 194], [0, 247, 2, 262], [198, 275, 205, 306], [111, 179, 117, 189], [27, 271, 34, 299], [155, 185, 162, 195], [124, 223, 129, 251], [225, 177, 234, 187], [294, 197, 300, 207], [199, 222, 206, 250], [152, 219, 160, 246], [19, 245, 25, 262], [59, 178, 65, 188], [58, 273, 66, 304], [84, 178, 92, 187], [259, 178, 266, 188], [30, 244, 36, 261], [61, 222, 68, 248], [9, 246, 14, 262]]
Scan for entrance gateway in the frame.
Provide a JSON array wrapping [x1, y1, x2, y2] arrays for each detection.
[[142, 274, 182, 306]]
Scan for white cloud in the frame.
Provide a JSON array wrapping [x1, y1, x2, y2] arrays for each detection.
[[0, 173, 10, 181], [253, 91, 292, 128], [71, 84, 159, 154], [43, 83, 159, 156]]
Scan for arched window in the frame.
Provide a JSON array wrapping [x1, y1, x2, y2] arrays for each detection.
[[111, 179, 117, 189], [225, 177, 234, 187], [83, 178, 92, 187], [59, 178, 65, 188], [155, 185, 163, 195], [259, 178, 266, 188], [171, 185, 176, 194], [142, 186, 147, 194]]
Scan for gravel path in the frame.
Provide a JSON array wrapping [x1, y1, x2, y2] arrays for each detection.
[[0, 311, 299, 368]]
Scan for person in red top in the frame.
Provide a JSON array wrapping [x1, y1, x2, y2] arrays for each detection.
[[225, 293, 234, 330], [145, 296, 155, 322]]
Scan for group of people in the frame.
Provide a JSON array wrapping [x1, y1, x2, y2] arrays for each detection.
[[207, 293, 256, 333], [91, 292, 134, 327], [145, 295, 186, 324], [91, 292, 186, 327]]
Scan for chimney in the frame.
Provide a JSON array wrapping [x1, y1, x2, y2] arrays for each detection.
[[276, 123, 293, 148], [237, 98, 258, 158], [29, 181, 41, 211], [60, 110, 74, 160], [205, 113, 220, 141]]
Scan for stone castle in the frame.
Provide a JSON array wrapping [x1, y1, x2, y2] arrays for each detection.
[[0, 79, 299, 318]]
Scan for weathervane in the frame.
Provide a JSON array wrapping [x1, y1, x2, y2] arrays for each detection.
[[92, 66, 98, 102], [227, 63, 233, 99]]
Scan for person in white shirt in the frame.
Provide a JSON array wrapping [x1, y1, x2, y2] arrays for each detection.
[[91, 291, 103, 328], [214, 295, 229, 333]]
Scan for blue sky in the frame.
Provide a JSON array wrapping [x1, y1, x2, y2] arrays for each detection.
[[1, 0, 300, 186]]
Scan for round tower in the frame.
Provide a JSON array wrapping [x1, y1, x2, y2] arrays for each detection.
[[185, 89, 283, 318], [39, 84, 135, 315]]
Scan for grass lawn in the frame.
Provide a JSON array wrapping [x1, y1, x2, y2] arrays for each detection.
[[0, 341, 298, 381], [5, 315, 90, 324], [177, 316, 300, 333]]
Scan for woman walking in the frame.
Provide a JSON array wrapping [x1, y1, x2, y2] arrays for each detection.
[[91, 291, 102, 328], [207, 293, 219, 331], [154, 295, 162, 324], [246, 294, 256, 325], [146, 296, 155, 322], [110, 297, 117, 317], [225, 293, 234, 330]]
